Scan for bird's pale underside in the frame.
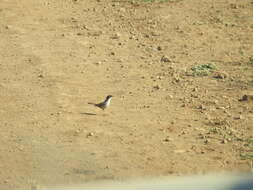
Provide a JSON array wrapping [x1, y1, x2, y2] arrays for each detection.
[[88, 95, 113, 110]]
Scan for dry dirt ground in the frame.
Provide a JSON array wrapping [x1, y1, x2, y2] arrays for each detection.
[[0, 0, 253, 189]]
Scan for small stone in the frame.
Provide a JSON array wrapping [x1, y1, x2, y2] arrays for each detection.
[[87, 132, 94, 137], [174, 149, 186, 153], [193, 87, 198, 92], [163, 137, 173, 142], [217, 106, 226, 110], [221, 139, 227, 144], [161, 55, 171, 63], [153, 85, 161, 90], [213, 71, 228, 79], [230, 3, 238, 9], [234, 115, 243, 120], [173, 76, 181, 83], [157, 46, 162, 51], [198, 104, 206, 110], [213, 100, 219, 104], [239, 94, 253, 102], [38, 74, 44, 78], [227, 138, 232, 142], [111, 33, 121, 39], [94, 61, 102, 65], [156, 75, 163, 80], [151, 31, 160, 36]]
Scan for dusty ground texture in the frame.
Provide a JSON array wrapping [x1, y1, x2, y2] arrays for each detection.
[[0, 0, 253, 189]]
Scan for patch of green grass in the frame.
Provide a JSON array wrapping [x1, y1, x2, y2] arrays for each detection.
[[141, 0, 155, 2], [238, 48, 244, 56], [190, 63, 217, 76], [249, 56, 253, 65], [240, 138, 253, 160], [244, 138, 253, 147], [240, 153, 253, 160], [135, 0, 170, 2], [208, 127, 219, 134]]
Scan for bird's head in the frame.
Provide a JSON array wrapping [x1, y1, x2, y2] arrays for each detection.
[[106, 95, 113, 100]]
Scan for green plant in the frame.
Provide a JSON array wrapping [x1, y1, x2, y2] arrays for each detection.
[[249, 56, 253, 65], [190, 63, 216, 76], [244, 138, 253, 147], [240, 153, 253, 160], [208, 127, 220, 134], [240, 138, 253, 160], [136, 0, 170, 2], [142, 0, 155, 2]]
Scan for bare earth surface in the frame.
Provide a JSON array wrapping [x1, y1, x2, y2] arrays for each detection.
[[0, 0, 253, 189]]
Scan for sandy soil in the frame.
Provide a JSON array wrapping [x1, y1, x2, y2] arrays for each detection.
[[0, 0, 252, 189]]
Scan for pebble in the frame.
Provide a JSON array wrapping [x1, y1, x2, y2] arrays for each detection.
[[38, 74, 44, 78], [94, 61, 102, 65], [213, 100, 219, 104], [111, 33, 121, 39], [227, 138, 232, 142], [234, 115, 243, 120], [157, 46, 162, 51], [213, 71, 228, 79], [151, 31, 160, 36], [161, 55, 171, 63], [153, 85, 161, 90], [198, 104, 206, 110], [87, 132, 94, 137], [204, 139, 209, 144], [112, 2, 119, 6], [156, 75, 163, 80], [239, 94, 253, 102], [163, 137, 173, 142], [217, 106, 226, 110], [174, 149, 186, 153], [193, 87, 198, 92], [76, 32, 83, 36]]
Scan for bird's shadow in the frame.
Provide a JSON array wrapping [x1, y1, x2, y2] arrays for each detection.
[[80, 112, 97, 116]]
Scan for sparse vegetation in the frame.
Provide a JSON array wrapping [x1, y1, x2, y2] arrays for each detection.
[[240, 153, 253, 160], [190, 63, 217, 76], [249, 56, 253, 65], [241, 138, 253, 160], [134, 0, 170, 3], [244, 138, 253, 146]]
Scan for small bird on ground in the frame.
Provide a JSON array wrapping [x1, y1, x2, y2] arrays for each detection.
[[88, 95, 113, 110]]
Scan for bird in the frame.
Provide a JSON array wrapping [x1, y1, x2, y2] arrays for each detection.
[[88, 95, 113, 110]]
